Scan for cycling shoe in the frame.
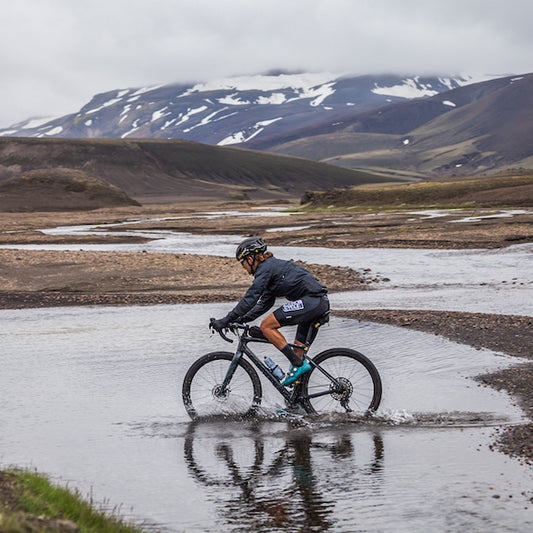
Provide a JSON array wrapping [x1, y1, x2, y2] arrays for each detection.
[[281, 361, 311, 386], [275, 405, 306, 416]]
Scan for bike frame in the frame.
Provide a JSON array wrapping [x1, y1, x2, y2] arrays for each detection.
[[218, 324, 343, 409]]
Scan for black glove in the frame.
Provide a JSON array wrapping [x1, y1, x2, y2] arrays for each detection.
[[210, 317, 230, 332]]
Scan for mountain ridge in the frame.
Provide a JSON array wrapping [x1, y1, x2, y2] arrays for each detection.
[[2, 71, 531, 178], [0, 72, 487, 144], [253, 74, 533, 176]]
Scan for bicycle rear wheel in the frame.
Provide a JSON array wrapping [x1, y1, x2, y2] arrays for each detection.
[[300, 348, 382, 415], [182, 351, 262, 420]]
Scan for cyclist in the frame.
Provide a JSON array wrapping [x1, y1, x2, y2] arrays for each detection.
[[210, 237, 329, 386]]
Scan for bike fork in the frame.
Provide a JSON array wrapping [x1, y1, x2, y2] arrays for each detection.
[[219, 350, 244, 394]]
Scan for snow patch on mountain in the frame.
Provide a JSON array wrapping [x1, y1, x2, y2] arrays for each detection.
[[183, 107, 232, 133], [121, 120, 140, 138], [181, 72, 338, 95], [86, 90, 130, 115], [218, 117, 283, 146], [257, 93, 287, 105], [173, 106, 208, 128], [21, 117, 57, 129], [130, 84, 164, 97], [372, 77, 439, 99], [44, 126, 63, 136], [308, 83, 336, 106], [181, 72, 339, 107], [151, 107, 171, 122], [218, 94, 251, 106]]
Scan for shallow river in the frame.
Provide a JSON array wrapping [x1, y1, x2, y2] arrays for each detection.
[[1, 304, 532, 532], [1, 213, 533, 531]]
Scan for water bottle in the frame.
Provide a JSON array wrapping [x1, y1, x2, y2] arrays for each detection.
[[264, 357, 285, 380]]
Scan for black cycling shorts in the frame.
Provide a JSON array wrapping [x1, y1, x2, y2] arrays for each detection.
[[273, 294, 329, 344]]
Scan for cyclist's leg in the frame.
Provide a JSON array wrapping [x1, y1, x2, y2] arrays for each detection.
[[293, 325, 310, 358], [280, 295, 329, 385], [260, 313, 302, 366], [260, 313, 289, 350], [293, 339, 305, 358], [293, 294, 330, 351], [262, 295, 329, 386]]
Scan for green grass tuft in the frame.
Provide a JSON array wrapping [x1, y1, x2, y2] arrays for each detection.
[[3, 469, 147, 533]]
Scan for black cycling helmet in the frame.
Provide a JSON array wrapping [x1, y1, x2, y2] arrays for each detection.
[[235, 237, 267, 263]]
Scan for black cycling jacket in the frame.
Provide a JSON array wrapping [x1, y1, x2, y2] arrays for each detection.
[[226, 256, 327, 323]]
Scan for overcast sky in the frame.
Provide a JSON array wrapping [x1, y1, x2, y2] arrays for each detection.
[[1, 0, 532, 127]]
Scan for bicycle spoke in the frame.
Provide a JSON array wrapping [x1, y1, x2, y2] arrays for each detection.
[[302, 349, 381, 415], [183, 352, 262, 419]]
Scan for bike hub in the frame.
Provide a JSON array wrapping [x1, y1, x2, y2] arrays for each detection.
[[330, 377, 353, 401]]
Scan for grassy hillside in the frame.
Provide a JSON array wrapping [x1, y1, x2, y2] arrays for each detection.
[[301, 172, 533, 209], [0, 137, 393, 203]]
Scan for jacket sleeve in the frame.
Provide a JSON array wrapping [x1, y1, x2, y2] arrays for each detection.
[[225, 264, 272, 322], [239, 291, 276, 322]]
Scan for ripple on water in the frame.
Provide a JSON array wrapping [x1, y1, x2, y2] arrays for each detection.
[[1, 304, 531, 532]]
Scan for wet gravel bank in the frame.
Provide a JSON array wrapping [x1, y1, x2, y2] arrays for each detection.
[[336, 310, 532, 358], [0, 291, 240, 309], [0, 249, 376, 309]]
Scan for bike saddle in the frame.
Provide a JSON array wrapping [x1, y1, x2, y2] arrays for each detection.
[[315, 310, 330, 327]]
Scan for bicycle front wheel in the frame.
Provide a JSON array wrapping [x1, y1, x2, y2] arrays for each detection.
[[300, 348, 382, 415], [182, 351, 262, 420]]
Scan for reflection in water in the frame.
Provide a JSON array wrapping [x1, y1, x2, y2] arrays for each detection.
[[1, 305, 532, 531], [183, 421, 384, 532]]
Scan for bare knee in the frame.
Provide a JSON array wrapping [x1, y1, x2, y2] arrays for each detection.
[[260, 315, 278, 334]]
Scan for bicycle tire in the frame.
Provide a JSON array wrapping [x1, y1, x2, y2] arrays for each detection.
[[183, 422, 265, 486], [300, 348, 382, 415], [182, 351, 262, 420]]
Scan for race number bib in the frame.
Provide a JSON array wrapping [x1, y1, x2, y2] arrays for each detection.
[[282, 300, 304, 312]]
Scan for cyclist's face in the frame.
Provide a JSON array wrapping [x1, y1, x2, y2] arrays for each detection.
[[241, 256, 254, 275]]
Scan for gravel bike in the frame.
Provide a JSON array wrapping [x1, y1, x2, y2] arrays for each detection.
[[182, 312, 382, 420]]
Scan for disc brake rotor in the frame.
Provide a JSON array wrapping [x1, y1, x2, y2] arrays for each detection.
[[212, 384, 230, 402], [329, 377, 353, 401]]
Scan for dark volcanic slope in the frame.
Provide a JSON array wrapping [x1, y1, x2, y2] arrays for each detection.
[[0, 137, 390, 202], [0, 169, 139, 212], [412, 74, 533, 160]]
